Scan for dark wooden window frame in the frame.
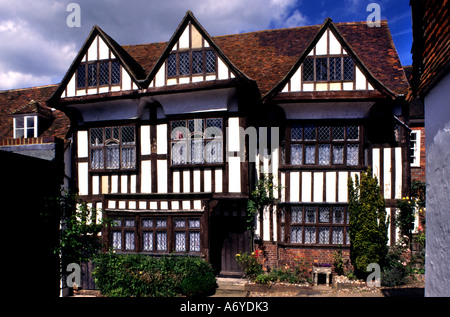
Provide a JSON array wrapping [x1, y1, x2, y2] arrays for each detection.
[[169, 117, 224, 167], [282, 123, 363, 168], [302, 55, 355, 83], [166, 49, 217, 79], [279, 204, 350, 246], [76, 59, 121, 89], [109, 214, 202, 254], [88, 125, 137, 172]]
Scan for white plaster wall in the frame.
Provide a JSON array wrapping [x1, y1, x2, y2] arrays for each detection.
[[424, 72, 450, 297]]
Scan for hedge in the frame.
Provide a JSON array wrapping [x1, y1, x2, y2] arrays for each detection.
[[93, 252, 217, 297]]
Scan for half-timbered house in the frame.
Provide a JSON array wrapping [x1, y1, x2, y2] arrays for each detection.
[[46, 11, 410, 277]]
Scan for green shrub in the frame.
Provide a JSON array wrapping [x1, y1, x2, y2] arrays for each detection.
[[93, 252, 216, 297], [235, 251, 263, 280], [381, 244, 409, 287]]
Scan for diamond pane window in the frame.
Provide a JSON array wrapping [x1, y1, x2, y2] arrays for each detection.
[[156, 232, 167, 251], [291, 144, 303, 165], [111, 60, 121, 84], [332, 145, 344, 164], [343, 57, 354, 80], [172, 142, 187, 165], [318, 126, 330, 141], [88, 63, 97, 86], [305, 226, 316, 244], [189, 232, 201, 251], [175, 219, 186, 228], [99, 62, 109, 85], [175, 232, 186, 252], [142, 232, 153, 251], [333, 207, 344, 224], [291, 226, 302, 243], [347, 126, 359, 140], [190, 139, 204, 164], [192, 51, 203, 74], [125, 232, 135, 250], [291, 125, 302, 141], [305, 145, 315, 164], [318, 144, 331, 165], [205, 50, 216, 73], [319, 206, 330, 223], [105, 143, 120, 169], [332, 227, 344, 244], [179, 52, 190, 76], [156, 219, 167, 228], [167, 53, 177, 77], [304, 125, 316, 140], [121, 126, 135, 144], [303, 58, 314, 81], [171, 121, 187, 140], [316, 58, 328, 81], [347, 144, 359, 166], [329, 57, 341, 81], [332, 126, 345, 140], [291, 206, 302, 223], [77, 65, 86, 88], [318, 227, 330, 244], [90, 128, 104, 146], [125, 218, 135, 227], [305, 206, 316, 223], [112, 231, 121, 250], [142, 219, 153, 228], [90, 148, 104, 169], [205, 139, 222, 163], [188, 219, 200, 228]]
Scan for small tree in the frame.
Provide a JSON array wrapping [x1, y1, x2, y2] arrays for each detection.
[[348, 168, 389, 278], [246, 174, 278, 248], [45, 191, 106, 284]]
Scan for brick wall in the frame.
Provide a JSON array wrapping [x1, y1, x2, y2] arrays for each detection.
[[258, 242, 351, 271], [0, 136, 55, 146]]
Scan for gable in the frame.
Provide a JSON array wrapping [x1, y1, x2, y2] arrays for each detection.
[[61, 34, 140, 99], [146, 12, 248, 89], [280, 27, 375, 94]]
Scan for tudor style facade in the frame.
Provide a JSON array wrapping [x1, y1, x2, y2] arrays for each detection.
[[47, 11, 410, 276]]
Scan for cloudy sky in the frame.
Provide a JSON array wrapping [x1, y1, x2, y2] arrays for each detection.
[[0, 0, 413, 91]]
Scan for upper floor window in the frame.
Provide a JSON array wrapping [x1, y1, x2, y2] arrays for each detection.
[[77, 59, 121, 89], [303, 56, 354, 82], [283, 124, 361, 167], [170, 118, 223, 165], [410, 130, 421, 167], [167, 50, 216, 78], [14, 116, 37, 139], [89, 126, 136, 170]]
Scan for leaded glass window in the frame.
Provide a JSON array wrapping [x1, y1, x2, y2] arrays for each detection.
[[171, 118, 223, 165], [318, 227, 330, 244], [125, 232, 135, 250], [142, 232, 153, 251], [189, 232, 201, 251], [291, 226, 302, 243], [89, 126, 136, 170], [112, 231, 121, 250], [77, 59, 121, 88], [303, 58, 314, 81], [302, 56, 354, 82], [175, 232, 186, 252], [156, 232, 167, 251], [286, 124, 361, 166], [167, 50, 216, 78], [282, 205, 349, 246]]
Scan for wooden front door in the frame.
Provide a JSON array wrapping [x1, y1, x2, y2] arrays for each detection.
[[210, 202, 252, 276]]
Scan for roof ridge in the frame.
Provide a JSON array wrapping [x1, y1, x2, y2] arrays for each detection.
[[0, 84, 58, 94]]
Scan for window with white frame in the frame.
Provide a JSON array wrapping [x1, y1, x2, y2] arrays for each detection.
[[410, 130, 421, 167], [14, 116, 37, 138]]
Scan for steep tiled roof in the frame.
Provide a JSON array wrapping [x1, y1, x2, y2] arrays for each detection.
[[121, 19, 409, 97], [0, 85, 70, 140]]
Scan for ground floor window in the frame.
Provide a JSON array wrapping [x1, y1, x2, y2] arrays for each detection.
[[279, 204, 350, 246], [110, 214, 202, 254]]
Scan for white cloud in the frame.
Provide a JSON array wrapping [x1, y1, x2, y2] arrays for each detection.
[[0, 0, 307, 90]]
